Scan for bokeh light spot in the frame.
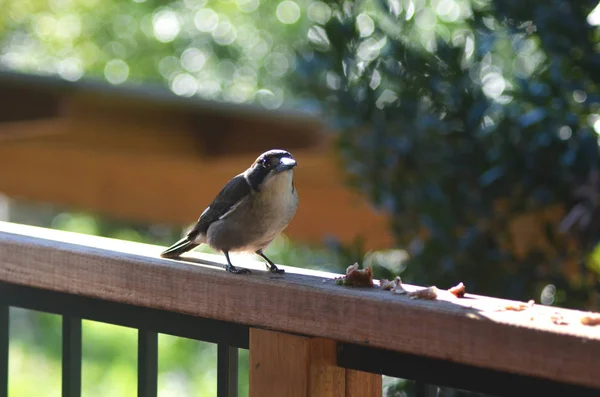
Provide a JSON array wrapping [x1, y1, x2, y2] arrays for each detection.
[[587, 114, 600, 133], [276, 1, 301, 24], [257, 88, 283, 109], [307, 2, 331, 24], [573, 90, 587, 104], [356, 14, 375, 37], [594, 119, 600, 134], [370, 70, 381, 90], [171, 73, 198, 97], [217, 60, 236, 80], [49, 0, 74, 12], [415, 8, 437, 30], [104, 59, 129, 84], [33, 14, 57, 38], [212, 20, 237, 45], [541, 284, 556, 305], [248, 39, 270, 60], [184, 0, 208, 7], [587, 2, 600, 26], [308, 26, 330, 49], [326, 71, 341, 90], [158, 55, 181, 79], [558, 126, 572, 140], [265, 52, 289, 77], [194, 8, 219, 32], [375, 89, 397, 109], [357, 37, 386, 62], [181, 48, 207, 72], [153, 10, 181, 43], [58, 58, 83, 81], [436, 0, 460, 22], [482, 72, 506, 99], [387, 0, 402, 17], [197, 78, 221, 98], [236, 0, 259, 13], [55, 14, 81, 40]]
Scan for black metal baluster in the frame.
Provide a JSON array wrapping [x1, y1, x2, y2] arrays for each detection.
[[0, 306, 8, 397], [62, 315, 82, 397], [217, 344, 238, 397], [138, 329, 158, 397]]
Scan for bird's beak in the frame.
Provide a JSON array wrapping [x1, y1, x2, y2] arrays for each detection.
[[275, 157, 297, 173]]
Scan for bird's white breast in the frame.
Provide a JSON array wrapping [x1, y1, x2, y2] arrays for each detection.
[[255, 169, 298, 231]]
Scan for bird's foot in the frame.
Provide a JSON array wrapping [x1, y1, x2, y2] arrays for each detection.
[[225, 264, 252, 274], [257, 251, 284, 274], [268, 264, 285, 274]]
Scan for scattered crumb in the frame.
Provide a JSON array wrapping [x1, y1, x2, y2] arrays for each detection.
[[346, 263, 359, 274], [500, 300, 535, 312], [335, 263, 374, 287], [391, 276, 407, 294], [408, 286, 439, 300], [380, 279, 394, 290], [550, 313, 569, 326], [448, 282, 466, 298], [379, 277, 407, 294], [581, 314, 600, 326]]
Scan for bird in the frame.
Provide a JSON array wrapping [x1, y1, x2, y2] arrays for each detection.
[[160, 149, 298, 274]]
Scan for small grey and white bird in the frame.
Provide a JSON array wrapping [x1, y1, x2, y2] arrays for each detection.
[[160, 149, 298, 274]]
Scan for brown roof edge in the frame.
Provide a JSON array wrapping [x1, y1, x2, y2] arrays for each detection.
[[0, 69, 326, 128]]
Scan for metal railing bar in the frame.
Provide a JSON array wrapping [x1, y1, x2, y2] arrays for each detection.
[[0, 282, 249, 349], [138, 329, 158, 397], [62, 315, 82, 397], [337, 343, 600, 397], [0, 306, 7, 397], [217, 344, 238, 397]]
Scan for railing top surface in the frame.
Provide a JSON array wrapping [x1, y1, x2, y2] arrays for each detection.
[[0, 221, 599, 389]]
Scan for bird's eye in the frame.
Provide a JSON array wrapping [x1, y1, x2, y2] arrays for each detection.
[[261, 158, 269, 168]]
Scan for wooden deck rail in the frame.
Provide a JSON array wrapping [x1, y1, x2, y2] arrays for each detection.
[[1, 221, 600, 396]]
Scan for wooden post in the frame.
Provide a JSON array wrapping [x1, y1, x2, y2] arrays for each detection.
[[345, 370, 382, 397], [249, 328, 382, 397]]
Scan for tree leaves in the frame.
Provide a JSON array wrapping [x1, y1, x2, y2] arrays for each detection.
[[294, 0, 600, 310]]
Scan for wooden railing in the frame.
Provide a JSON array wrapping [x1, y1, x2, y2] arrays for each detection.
[[0, 221, 599, 397]]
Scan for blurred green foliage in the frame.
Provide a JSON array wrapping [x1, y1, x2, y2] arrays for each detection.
[[0, 0, 323, 108], [293, 0, 600, 310]]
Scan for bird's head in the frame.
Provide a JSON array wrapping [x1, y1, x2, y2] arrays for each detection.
[[245, 149, 297, 191]]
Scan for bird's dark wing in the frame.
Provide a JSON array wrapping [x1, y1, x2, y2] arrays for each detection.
[[187, 174, 252, 239]]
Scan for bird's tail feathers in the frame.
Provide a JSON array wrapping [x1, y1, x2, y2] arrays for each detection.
[[160, 237, 199, 258]]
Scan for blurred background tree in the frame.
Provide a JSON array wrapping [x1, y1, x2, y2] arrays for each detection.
[[294, 0, 600, 310], [2, 0, 600, 396]]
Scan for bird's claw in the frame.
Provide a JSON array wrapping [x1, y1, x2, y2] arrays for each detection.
[[265, 262, 284, 274], [225, 265, 252, 274], [270, 266, 285, 274]]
